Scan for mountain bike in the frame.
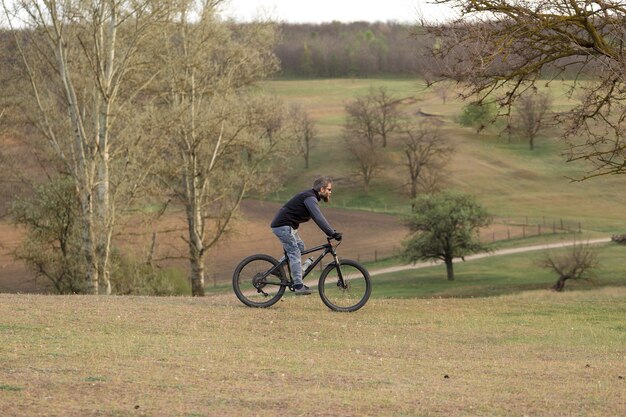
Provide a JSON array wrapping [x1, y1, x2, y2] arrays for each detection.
[[232, 236, 371, 312]]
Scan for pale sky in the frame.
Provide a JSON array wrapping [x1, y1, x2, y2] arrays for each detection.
[[218, 0, 457, 23]]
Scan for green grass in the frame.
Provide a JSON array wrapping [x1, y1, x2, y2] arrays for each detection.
[[1, 290, 624, 416], [257, 78, 626, 234], [371, 243, 626, 299]]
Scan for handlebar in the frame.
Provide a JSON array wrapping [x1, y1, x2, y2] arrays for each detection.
[[327, 235, 342, 247]]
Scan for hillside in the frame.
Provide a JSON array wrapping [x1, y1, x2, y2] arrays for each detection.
[[2, 78, 626, 293]]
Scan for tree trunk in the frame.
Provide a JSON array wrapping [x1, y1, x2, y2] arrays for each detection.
[[445, 256, 454, 281], [552, 276, 568, 292], [190, 253, 206, 297]]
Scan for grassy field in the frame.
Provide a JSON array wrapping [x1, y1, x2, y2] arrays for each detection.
[[1, 289, 624, 417], [1, 78, 625, 416], [259, 79, 626, 234], [369, 242, 626, 299]]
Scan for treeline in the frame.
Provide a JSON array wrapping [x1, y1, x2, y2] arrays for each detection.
[[274, 22, 430, 78]]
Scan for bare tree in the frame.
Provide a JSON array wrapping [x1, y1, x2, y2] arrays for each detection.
[[513, 90, 552, 150], [371, 87, 400, 147], [288, 103, 317, 168], [150, 1, 287, 296], [343, 87, 399, 193], [3, 0, 166, 294], [401, 120, 453, 202], [345, 95, 378, 146], [345, 136, 383, 196], [541, 242, 599, 292], [425, 0, 626, 179]]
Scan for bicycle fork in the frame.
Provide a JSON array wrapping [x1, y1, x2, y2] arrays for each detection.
[[332, 252, 348, 290]]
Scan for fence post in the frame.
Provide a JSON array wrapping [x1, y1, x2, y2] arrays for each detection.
[[538, 224, 541, 235]]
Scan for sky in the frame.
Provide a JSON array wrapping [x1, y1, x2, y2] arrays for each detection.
[[218, 0, 457, 24]]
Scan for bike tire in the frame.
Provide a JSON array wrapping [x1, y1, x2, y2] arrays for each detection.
[[318, 259, 371, 312], [233, 254, 287, 308]]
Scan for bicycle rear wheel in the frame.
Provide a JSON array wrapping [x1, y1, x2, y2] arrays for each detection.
[[318, 259, 371, 312], [233, 254, 287, 308]]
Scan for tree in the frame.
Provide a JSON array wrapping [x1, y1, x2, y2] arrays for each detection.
[[288, 103, 317, 169], [345, 136, 383, 196], [425, 0, 626, 179], [459, 101, 495, 133], [371, 87, 400, 147], [2, 0, 167, 294], [345, 94, 378, 146], [149, 2, 287, 296], [541, 241, 598, 291], [403, 191, 491, 281], [513, 90, 552, 150], [401, 120, 453, 202], [11, 176, 84, 294], [343, 87, 400, 193]]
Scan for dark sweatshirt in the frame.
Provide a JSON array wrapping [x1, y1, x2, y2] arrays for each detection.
[[270, 189, 334, 236]]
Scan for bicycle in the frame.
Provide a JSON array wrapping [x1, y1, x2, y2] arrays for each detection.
[[232, 236, 371, 312]]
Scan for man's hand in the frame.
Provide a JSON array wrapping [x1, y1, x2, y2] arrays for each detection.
[[331, 231, 342, 241]]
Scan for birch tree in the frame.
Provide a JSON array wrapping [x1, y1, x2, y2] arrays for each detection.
[[150, 1, 287, 296], [2, 0, 166, 294]]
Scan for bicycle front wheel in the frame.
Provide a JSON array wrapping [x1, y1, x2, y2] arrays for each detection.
[[233, 254, 287, 308], [318, 259, 371, 312]]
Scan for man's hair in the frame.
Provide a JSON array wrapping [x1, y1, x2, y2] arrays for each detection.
[[313, 176, 333, 191]]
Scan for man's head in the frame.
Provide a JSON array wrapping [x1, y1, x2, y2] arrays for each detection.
[[313, 176, 333, 202]]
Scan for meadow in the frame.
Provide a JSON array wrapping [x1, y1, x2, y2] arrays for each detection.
[[1, 78, 626, 416], [0, 289, 624, 417], [258, 78, 626, 233]]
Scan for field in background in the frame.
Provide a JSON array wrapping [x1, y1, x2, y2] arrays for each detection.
[[2, 78, 626, 293], [259, 79, 626, 232], [1, 289, 624, 416], [1, 79, 625, 416]]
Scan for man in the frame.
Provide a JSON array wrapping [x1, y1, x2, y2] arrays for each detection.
[[271, 176, 342, 295]]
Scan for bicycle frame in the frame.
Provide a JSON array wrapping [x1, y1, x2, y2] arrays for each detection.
[[258, 238, 344, 291]]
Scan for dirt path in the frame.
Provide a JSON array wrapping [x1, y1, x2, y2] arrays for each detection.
[[368, 237, 612, 276]]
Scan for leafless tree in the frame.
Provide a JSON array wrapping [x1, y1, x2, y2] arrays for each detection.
[[288, 103, 317, 168], [371, 87, 400, 147], [541, 242, 599, 292], [513, 90, 552, 150], [401, 120, 453, 201], [345, 95, 378, 146], [425, 0, 626, 179], [345, 136, 383, 196], [149, 1, 287, 296]]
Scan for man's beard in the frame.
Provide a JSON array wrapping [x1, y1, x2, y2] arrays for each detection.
[[322, 195, 329, 203]]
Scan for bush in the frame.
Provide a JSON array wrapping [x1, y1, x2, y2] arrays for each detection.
[[459, 102, 496, 132], [110, 254, 190, 296]]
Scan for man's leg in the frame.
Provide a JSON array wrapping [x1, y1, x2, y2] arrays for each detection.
[[272, 226, 304, 287]]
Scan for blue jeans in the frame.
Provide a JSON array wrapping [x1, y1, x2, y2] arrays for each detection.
[[272, 226, 305, 286]]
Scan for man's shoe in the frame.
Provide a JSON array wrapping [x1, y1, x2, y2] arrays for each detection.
[[294, 284, 312, 295]]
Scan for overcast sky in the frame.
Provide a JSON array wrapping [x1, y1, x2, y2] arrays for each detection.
[[218, 0, 457, 23]]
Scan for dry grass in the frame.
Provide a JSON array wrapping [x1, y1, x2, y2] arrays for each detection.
[[1, 289, 624, 416]]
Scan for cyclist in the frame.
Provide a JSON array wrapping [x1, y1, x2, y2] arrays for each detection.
[[270, 176, 342, 295]]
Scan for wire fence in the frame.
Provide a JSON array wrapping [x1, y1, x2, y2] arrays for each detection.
[[205, 216, 584, 286], [479, 216, 582, 244]]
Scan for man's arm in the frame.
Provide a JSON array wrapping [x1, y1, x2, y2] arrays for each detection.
[[304, 197, 335, 236]]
